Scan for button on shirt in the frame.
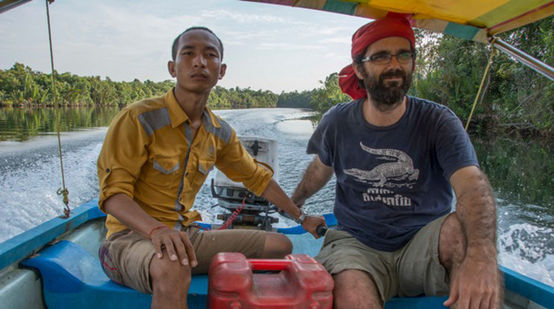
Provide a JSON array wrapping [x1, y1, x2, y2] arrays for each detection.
[[97, 89, 272, 238]]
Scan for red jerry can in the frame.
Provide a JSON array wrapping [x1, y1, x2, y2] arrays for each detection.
[[208, 252, 333, 309]]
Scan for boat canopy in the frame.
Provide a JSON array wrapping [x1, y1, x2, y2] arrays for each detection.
[[244, 0, 553, 43], [0, 0, 32, 14], [4, 0, 551, 42]]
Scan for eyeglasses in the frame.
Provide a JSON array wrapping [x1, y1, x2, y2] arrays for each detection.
[[360, 51, 415, 65]]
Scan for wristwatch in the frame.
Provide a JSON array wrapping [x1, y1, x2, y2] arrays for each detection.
[[295, 209, 307, 224]]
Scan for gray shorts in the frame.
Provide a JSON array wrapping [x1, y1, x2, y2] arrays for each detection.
[[315, 214, 450, 301], [99, 226, 266, 294]]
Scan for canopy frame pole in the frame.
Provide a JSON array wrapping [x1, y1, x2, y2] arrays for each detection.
[[491, 37, 554, 81], [465, 47, 497, 131]]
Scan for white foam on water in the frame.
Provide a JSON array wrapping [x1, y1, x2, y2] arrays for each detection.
[[498, 223, 554, 286], [276, 119, 315, 136], [0, 131, 105, 243]]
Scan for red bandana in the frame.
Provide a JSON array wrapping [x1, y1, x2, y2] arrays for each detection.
[[339, 15, 415, 100]]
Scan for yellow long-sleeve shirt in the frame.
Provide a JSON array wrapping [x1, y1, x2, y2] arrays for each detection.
[[97, 89, 272, 238]]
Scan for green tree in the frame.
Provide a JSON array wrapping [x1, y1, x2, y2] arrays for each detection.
[[309, 73, 350, 114], [411, 17, 553, 137]]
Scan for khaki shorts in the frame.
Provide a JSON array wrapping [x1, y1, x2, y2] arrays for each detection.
[[99, 226, 266, 293], [315, 214, 450, 302]]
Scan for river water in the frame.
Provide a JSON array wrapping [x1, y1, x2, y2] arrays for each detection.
[[0, 107, 552, 286]]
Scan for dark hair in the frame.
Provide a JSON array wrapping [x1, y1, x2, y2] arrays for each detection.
[[171, 26, 224, 61]]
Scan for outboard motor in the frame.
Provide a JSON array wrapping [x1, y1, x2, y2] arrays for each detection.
[[211, 137, 279, 230]]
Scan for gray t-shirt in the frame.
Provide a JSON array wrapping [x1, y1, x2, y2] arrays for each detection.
[[307, 96, 478, 251]]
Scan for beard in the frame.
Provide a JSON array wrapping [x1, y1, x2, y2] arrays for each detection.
[[360, 67, 412, 108]]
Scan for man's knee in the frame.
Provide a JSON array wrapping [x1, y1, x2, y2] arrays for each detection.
[[150, 256, 191, 292], [262, 232, 292, 258], [439, 213, 466, 271], [334, 270, 382, 309]]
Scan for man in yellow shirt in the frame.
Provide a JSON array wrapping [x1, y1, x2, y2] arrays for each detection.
[[97, 27, 326, 309]]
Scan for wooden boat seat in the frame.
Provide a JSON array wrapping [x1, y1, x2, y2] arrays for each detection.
[[21, 240, 208, 309]]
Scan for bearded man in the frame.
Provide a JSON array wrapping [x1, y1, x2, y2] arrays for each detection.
[[291, 16, 501, 309]]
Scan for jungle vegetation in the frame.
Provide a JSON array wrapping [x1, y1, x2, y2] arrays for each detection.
[[0, 17, 551, 138]]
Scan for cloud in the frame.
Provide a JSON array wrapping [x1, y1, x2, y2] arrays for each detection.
[[257, 42, 325, 51], [200, 9, 292, 24], [323, 52, 338, 58], [318, 36, 352, 44]]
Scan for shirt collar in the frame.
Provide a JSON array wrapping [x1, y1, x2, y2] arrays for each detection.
[[203, 106, 222, 128], [165, 88, 221, 128]]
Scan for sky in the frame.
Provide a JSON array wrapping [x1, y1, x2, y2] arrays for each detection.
[[0, 0, 370, 93]]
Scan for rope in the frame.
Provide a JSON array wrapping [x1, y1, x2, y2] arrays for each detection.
[[45, 0, 70, 218], [465, 41, 497, 131]]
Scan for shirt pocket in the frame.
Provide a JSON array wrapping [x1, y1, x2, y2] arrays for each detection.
[[152, 157, 180, 175], [198, 159, 215, 175], [192, 158, 215, 188]]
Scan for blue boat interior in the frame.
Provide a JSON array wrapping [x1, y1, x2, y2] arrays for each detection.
[[21, 234, 455, 308], [13, 200, 554, 309]]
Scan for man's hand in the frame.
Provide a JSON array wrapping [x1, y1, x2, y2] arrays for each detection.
[[150, 226, 198, 268], [103, 194, 199, 268], [302, 215, 327, 239], [444, 255, 501, 309]]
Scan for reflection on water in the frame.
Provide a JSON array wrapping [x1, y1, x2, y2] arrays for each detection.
[[474, 137, 553, 226], [0, 106, 120, 142]]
